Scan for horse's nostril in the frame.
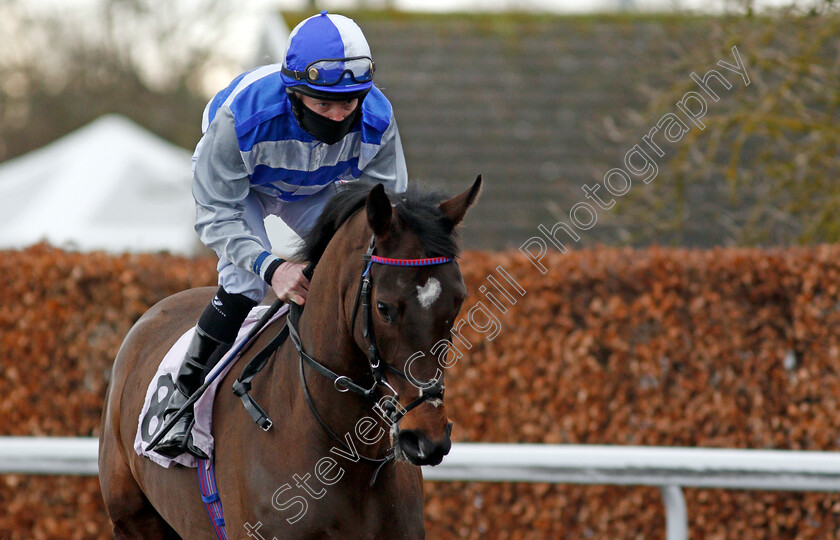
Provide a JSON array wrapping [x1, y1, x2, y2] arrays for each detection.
[[419, 437, 435, 459], [397, 429, 452, 465], [397, 430, 422, 459]]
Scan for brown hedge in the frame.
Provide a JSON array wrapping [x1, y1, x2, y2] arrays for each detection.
[[1, 243, 839, 539]]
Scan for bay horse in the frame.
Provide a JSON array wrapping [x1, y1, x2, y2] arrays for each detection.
[[99, 178, 481, 539]]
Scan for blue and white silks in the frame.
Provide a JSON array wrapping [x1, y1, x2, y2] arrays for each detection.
[[191, 65, 407, 302]]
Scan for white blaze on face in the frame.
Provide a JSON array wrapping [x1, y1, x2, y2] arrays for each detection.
[[416, 277, 442, 309]]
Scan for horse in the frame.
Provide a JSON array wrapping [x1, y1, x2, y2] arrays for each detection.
[[99, 177, 482, 539]]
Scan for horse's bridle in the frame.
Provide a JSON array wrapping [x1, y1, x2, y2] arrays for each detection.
[[286, 234, 452, 480]]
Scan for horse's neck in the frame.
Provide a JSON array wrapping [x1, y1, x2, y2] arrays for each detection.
[[298, 225, 369, 380], [285, 240, 393, 455], [298, 258, 362, 375]]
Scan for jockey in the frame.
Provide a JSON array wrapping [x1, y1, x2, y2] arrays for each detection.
[[154, 11, 408, 459]]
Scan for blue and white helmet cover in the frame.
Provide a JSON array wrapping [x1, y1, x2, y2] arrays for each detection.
[[282, 12, 374, 95]]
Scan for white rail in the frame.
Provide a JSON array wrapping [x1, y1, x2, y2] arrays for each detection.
[[3, 438, 840, 540], [424, 443, 840, 540], [0, 437, 99, 475], [423, 443, 840, 491]]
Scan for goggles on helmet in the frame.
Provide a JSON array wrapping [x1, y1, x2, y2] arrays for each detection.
[[282, 56, 375, 87]]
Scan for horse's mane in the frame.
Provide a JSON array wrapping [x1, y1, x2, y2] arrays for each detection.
[[295, 183, 460, 266]]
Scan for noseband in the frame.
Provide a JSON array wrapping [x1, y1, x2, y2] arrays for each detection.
[[287, 234, 452, 480]]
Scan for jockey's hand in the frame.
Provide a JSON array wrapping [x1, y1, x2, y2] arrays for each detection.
[[270, 261, 310, 305]]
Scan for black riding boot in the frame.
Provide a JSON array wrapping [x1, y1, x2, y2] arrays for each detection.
[[154, 327, 231, 459]]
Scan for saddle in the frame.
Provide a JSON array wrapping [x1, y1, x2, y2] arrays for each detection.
[[134, 304, 289, 468]]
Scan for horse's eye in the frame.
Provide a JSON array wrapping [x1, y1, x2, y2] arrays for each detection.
[[377, 301, 394, 322]]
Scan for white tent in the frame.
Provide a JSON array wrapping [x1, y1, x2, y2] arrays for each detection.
[[0, 114, 299, 257], [0, 114, 199, 255]]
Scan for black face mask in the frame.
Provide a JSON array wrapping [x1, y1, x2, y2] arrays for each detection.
[[290, 95, 361, 145]]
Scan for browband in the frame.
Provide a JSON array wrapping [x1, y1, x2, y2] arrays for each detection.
[[369, 255, 453, 267]]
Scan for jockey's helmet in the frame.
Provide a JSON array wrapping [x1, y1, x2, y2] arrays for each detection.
[[281, 12, 375, 102]]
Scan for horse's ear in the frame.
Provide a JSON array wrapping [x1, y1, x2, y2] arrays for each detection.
[[439, 175, 482, 228], [366, 183, 392, 237]]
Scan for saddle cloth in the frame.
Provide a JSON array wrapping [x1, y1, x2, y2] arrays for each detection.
[[134, 304, 289, 468]]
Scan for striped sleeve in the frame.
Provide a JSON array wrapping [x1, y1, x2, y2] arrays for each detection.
[[192, 106, 266, 275]]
